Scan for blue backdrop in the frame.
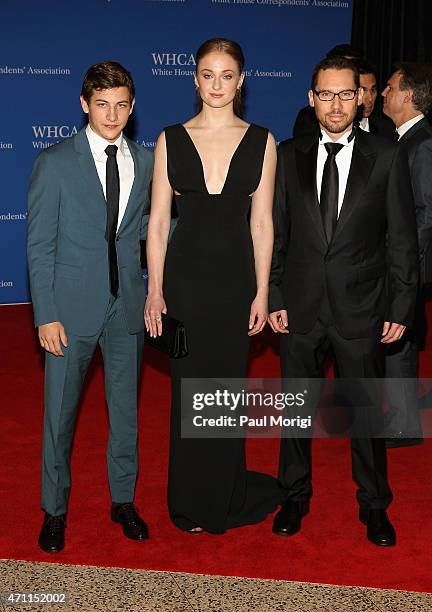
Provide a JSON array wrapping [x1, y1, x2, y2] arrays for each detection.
[[0, 0, 353, 305]]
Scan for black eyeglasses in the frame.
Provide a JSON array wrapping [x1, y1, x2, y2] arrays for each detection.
[[313, 89, 358, 101]]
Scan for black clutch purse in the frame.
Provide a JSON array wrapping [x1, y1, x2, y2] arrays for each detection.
[[145, 313, 188, 358]]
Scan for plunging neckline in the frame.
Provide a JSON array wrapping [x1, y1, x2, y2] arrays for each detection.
[[180, 124, 253, 196]]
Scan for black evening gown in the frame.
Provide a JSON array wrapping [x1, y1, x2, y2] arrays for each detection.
[[163, 124, 280, 534]]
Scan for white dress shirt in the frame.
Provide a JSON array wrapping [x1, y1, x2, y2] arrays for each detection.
[[317, 129, 355, 218], [396, 113, 425, 140], [86, 125, 134, 230], [359, 117, 370, 132]]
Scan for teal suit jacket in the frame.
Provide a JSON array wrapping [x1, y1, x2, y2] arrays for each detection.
[[27, 127, 153, 336]]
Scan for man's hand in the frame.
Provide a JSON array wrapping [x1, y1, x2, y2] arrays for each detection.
[[38, 321, 68, 356], [381, 321, 406, 344], [268, 310, 289, 334]]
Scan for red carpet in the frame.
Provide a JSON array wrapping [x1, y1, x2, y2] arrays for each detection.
[[1, 304, 431, 592]]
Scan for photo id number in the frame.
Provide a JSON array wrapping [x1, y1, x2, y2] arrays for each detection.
[[1, 592, 67, 605]]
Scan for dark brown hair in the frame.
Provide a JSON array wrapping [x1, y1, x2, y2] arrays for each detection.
[[311, 56, 360, 91], [195, 38, 245, 117], [355, 58, 377, 78], [394, 62, 432, 114], [81, 61, 135, 103], [326, 44, 362, 60]]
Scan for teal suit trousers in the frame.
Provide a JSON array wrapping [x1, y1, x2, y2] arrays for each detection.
[[42, 296, 144, 515]]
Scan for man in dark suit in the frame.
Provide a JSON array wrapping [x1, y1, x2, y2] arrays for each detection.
[[27, 62, 153, 552], [293, 54, 394, 140], [293, 45, 362, 138], [381, 62, 432, 447], [357, 59, 394, 138], [269, 56, 418, 546]]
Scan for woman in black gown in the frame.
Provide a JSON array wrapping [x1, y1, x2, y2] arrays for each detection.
[[145, 38, 280, 533]]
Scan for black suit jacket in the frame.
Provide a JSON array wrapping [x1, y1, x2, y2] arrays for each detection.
[[292, 106, 318, 139], [269, 129, 419, 339], [368, 114, 395, 138], [398, 117, 432, 284]]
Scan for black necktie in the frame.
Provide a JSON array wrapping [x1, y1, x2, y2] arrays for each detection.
[[393, 129, 400, 142], [105, 144, 119, 297], [320, 142, 344, 244]]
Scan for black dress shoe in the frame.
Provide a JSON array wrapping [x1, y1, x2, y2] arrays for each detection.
[[359, 508, 396, 546], [385, 436, 423, 449], [111, 503, 149, 540], [272, 501, 309, 536], [38, 513, 66, 553]]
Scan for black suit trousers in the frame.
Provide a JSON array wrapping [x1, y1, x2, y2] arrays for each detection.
[[278, 300, 393, 510], [384, 290, 425, 437]]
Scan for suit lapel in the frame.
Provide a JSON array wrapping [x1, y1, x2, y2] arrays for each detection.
[[332, 132, 377, 242], [117, 137, 140, 234], [75, 129, 142, 234], [399, 117, 429, 143], [296, 138, 328, 247], [74, 128, 107, 211], [368, 116, 378, 134]]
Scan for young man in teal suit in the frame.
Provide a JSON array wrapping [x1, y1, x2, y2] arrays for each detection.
[[27, 62, 153, 552]]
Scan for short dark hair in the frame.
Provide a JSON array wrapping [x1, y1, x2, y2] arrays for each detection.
[[311, 56, 360, 91], [355, 58, 377, 78], [394, 62, 432, 114], [81, 61, 135, 103], [326, 44, 363, 60]]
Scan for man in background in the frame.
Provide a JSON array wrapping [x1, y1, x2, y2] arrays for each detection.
[[382, 62, 432, 447], [356, 59, 394, 137]]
